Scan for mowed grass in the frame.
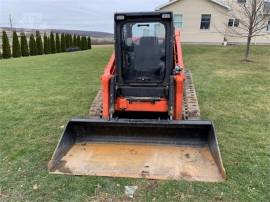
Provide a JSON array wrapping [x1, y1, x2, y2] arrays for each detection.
[[0, 45, 269, 201]]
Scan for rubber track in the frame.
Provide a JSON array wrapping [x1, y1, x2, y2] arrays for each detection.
[[89, 90, 102, 117], [89, 69, 200, 120], [183, 69, 200, 120]]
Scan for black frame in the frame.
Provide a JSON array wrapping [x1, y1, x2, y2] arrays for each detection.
[[114, 12, 174, 93], [108, 12, 176, 118]]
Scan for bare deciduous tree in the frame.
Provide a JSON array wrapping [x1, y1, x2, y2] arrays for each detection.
[[228, 0, 270, 61]]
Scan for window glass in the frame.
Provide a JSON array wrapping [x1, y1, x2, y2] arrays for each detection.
[[121, 22, 166, 83], [267, 21, 270, 31], [174, 14, 183, 29], [228, 18, 240, 27], [237, 0, 246, 3], [228, 19, 234, 27], [234, 19, 240, 27], [264, 2, 270, 14], [200, 14, 211, 30]]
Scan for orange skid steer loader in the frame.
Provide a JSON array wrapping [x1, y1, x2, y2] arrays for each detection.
[[48, 12, 226, 182]]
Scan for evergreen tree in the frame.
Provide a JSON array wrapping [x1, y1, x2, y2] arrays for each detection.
[[2, 31, 11, 59], [50, 32, 56, 54], [20, 33, 29, 56], [12, 31, 21, 57], [81, 36, 88, 50], [47, 35, 51, 54], [68, 34, 72, 47], [87, 36, 92, 49], [80, 36, 84, 50], [84, 36, 88, 50], [70, 34, 73, 46], [73, 34, 77, 47], [60, 33, 66, 52], [0, 50, 2, 59], [43, 33, 49, 54], [66, 34, 70, 47], [65, 34, 70, 48], [77, 35, 81, 49], [29, 34, 37, 56], [55, 33, 61, 53], [36, 31, 44, 55]]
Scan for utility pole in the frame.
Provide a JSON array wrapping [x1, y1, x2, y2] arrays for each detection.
[[9, 14, 13, 31]]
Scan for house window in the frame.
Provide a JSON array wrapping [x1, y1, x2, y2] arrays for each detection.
[[237, 0, 246, 3], [267, 21, 270, 32], [264, 2, 270, 14], [228, 19, 234, 27], [234, 19, 240, 27], [228, 18, 240, 27], [200, 14, 211, 30], [174, 14, 183, 29]]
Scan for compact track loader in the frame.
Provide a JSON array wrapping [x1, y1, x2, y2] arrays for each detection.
[[49, 12, 226, 182]]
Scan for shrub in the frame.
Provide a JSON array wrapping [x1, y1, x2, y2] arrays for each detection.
[[20, 33, 29, 57], [2, 31, 11, 59]]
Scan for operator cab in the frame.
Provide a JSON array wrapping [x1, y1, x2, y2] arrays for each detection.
[[114, 12, 174, 98]]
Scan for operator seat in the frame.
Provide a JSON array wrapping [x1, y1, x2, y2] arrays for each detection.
[[134, 37, 165, 74]]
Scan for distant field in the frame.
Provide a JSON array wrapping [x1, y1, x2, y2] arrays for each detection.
[[0, 46, 269, 201]]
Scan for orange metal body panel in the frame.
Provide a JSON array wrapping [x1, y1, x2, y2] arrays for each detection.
[[101, 52, 115, 119], [101, 31, 185, 120], [173, 30, 185, 120], [174, 74, 184, 120], [115, 98, 168, 112], [174, 31, 185, 68]]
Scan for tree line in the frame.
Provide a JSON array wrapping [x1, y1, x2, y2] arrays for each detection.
[[0, 30, 92, 59]]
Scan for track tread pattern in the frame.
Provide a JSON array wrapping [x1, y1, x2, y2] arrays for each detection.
[[183, 69, 201, 120], [89, 90, 102, 117]]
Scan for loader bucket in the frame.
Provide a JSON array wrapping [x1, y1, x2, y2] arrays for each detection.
[[48, 119, 226, 182]]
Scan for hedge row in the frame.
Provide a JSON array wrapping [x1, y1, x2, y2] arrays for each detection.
[[0, 30, 92, 59]]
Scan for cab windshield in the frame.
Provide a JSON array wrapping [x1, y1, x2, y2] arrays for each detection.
[[121, 22, 166, 83]]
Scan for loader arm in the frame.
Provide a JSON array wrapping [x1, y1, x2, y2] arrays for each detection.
[[101, 52, 115, 119]]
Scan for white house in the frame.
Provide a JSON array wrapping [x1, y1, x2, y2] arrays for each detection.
[[156, 0, 270, 44]]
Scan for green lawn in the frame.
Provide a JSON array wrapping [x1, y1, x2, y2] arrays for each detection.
[[0, 45, 269, 201]]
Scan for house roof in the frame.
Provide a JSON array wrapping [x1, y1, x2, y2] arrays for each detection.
[[156, 0, 230, 11]]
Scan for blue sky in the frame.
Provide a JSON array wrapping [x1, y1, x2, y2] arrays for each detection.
[[0, 0, 166, 33]]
